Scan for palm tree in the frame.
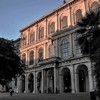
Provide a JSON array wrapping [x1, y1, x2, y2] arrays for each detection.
[[76, 9, 100, 91]]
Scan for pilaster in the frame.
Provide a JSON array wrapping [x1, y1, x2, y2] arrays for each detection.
[[33, 72, 36, 93], [41, 70, 44, 93], [54, 67, 57, 93], [70, 65, 75, 93], [88, 62, 94, 91], [25, 74, 28, 93]]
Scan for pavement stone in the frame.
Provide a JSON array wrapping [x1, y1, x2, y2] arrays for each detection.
[[0, 92, 90, 100]]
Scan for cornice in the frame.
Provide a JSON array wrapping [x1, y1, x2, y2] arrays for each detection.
[[19, 0, 82, 32]]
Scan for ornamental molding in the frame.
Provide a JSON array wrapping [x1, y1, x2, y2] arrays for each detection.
[[59, 56, 89, 66]]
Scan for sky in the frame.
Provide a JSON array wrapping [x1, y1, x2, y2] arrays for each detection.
[[0, 0, 69, 40]]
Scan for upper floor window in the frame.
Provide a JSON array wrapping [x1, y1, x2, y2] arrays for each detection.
[[61, 16, 68, 30], [48, 22, 55, 34], [49, 45, 52, 58], [29, 51, 34, 65], [91, 2, 98, 11], [60, 38, 69, 58], [38, 48, 44, 62], [22, 54, 26, 64], [21, 36, 27, 47], [76, 9, 82, 23], [74, 33, 81, 54], [39, 27, 44, 39], [30, 32, 35, 43]]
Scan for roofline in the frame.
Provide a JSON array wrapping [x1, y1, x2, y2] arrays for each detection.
[[20, 0, 75, 32]]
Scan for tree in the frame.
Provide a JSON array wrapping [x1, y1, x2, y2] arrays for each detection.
[[76, 9, 100, 91], [0, 38, 25, 86]]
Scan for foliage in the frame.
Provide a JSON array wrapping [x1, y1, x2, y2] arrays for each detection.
[[76, 9, 100, 91], [0, 38, 25, 85]]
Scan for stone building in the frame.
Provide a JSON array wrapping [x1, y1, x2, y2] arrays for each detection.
[[12, 0, 100, 93]]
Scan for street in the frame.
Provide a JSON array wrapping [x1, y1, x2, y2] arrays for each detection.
[[0, 92, 90, 100]]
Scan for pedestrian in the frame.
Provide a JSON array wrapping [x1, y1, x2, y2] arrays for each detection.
[[9, 87, 13, 96]]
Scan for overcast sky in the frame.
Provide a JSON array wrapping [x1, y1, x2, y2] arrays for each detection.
[[0, 0, 69, 40]]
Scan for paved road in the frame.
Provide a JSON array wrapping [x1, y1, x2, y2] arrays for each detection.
[[0, 92, 90, 100]]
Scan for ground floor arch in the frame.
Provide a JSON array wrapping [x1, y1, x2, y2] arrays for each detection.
[[28, 73, 34, 93], [60, 67, 71, 93], [47, 69, 54, 93], [37, 72, 42, 93], [76, 65, 89, 92], [11, 62, 94, 94]]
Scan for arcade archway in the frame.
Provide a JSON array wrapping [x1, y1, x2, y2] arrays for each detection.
[[28, 73, 34, 93], [47, 69, 54, 93], [61, 68, 71, 93], [77, 65, 89, 92]]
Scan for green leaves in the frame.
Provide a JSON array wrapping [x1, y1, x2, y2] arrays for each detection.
[[0, 38, 25, 85]]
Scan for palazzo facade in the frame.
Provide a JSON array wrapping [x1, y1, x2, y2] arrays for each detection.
[[12, 0, 100, 93]]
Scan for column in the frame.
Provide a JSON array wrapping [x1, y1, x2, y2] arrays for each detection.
[[18, 76, 22, 93], [44, 18, 47, 38], [69, 5, 72, 27], [35, 46, 38, 64], [54, 67, 57, 93], [70, 65, 75, 93], [35, 25, 37, 42], [11, 78, 15, 90], [88, 62, 94, 91], [16, 77, 20, 93], [36, 24, 38, 41], [35, 72, 38, 93], [74, 65, 78, 92], [34, 47, 37, 65], [28, 29, 30, 45], [41, 70, 44, 93], [26, 50, 29, 66], [56, 12, 59, 31], [33, 72, 36, 93], [25, 74, 28, 93]]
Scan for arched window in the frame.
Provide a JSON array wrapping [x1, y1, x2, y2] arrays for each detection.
[[39, 27, 44, 39], [60, 38, 69, 58], [22, 54, 26, 64], [61, 16, 68, 30], [21, 36, 27, 47], [91, 2, 98, 11], [30, 32, 35, 43], [75, 33, 81, 54], [48, 22, 55, 34], [29, 51, 34, 65], [38, 48, 44, 62], [75, 40, 81, 54], [76, 9, 82, 23]]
